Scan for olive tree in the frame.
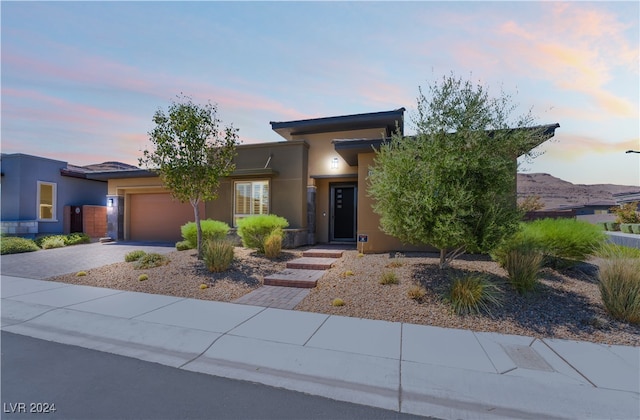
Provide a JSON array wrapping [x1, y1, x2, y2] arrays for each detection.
[[139, 95, 239, 259], [368, 74, 551, 268]]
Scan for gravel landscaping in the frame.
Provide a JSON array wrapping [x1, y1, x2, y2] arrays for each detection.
[[48, 247, 640, 346]]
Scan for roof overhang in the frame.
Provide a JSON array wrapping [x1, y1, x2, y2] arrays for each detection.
[[86, 169, 158, 181], [333, 123, 560, 166], [270, 108, 405, 141]]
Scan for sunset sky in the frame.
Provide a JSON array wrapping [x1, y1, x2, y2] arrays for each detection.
[[2, 1, 638, 186]]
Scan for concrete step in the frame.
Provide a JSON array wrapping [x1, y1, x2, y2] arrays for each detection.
[[302, 249, 344, 258], [286, 257, 337, 270], [263, 269, 326, 288]]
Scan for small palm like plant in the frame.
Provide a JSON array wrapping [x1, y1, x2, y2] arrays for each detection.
[[203, 239, 234, 272], [446, 273, 502, 316]]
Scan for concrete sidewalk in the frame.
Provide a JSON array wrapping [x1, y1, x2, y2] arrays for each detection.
[[2, 276, 639, 420]]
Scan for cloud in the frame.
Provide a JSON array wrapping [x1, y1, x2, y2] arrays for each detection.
[[543, 133, 640, 161], [493, 3, 638, 119]]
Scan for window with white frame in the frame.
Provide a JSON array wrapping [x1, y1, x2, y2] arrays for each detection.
[[37, 181, 57, 221], [234, 180, 269, 226]]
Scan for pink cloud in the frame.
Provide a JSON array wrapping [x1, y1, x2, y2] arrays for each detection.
[[544, 133, 639, 161]]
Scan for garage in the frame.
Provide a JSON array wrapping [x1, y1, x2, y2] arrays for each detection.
[[129, 193, 202, 243]]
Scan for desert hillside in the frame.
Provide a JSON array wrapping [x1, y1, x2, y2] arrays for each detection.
[[517, 173, 638, 210]]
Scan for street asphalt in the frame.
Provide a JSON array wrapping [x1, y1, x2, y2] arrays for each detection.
[[1, 242, 639, 419]]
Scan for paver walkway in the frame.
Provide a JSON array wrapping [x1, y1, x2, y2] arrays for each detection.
[[234, 247, 346, 308]]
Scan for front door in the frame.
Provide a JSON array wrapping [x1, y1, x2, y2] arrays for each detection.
[[330, 184, 357, 242]]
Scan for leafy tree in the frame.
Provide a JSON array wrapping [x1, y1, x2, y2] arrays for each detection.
[[139, 95, 239, 259], [368, 74, 550, 268], [518, 195, 545, 212]]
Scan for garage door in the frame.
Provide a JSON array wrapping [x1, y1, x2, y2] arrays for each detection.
[[129, 193, 203, 243]]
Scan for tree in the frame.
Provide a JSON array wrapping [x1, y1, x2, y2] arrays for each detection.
[[139, 95, 239, 259], [368, 74, 549, 269]]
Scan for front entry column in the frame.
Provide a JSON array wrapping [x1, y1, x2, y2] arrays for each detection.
[[106, 195, 124, 241]]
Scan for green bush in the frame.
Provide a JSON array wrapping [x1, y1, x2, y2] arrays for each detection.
[[203, 239, 235, 272], [632, 224, 640, 234], [236, 214, 289, 253], [41, 236, 66, 249], [599, 257, 640, 324], [175, 240, 191, 251], [605, 222, 620, 232], [125, 250, 147, 262], [379, 271, 399, 285], [180, 219, 230, 249], [502, 244, 543, 294], [263, 229, 283, 258], [0, 237, 39, 254], [594, 243, 640, 259], [445, 273, 502, 316], [519, 219, 606, 266], [134, 253, 168, 269], [620, 223, 634, 234], [65, 233, 91, 246], [596, 222, 608, 231]]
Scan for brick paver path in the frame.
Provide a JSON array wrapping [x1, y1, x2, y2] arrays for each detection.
[[233, 286, 310, 310]]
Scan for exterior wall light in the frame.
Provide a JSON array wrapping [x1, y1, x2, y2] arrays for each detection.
[[107, 198, 114, 207], [331, 157, 339, 169]]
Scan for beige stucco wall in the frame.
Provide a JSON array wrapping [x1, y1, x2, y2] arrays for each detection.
[[291, 128, 385, 181], [209, 141, 309, 229]]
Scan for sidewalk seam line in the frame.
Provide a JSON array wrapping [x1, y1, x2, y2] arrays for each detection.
[[177, 306, 268, 369], [398, 323, 403, 413], [129, 297, 189, 319], [473, 331, 500, 374], [302, 313, 331, 347], [540, 339, 597, 387]]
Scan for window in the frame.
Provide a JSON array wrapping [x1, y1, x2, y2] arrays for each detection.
[[234, 180, 269, 226], [37, 181, 57, 221]]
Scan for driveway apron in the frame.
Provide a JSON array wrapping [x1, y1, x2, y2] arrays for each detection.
[[1, 242, 174, 279]]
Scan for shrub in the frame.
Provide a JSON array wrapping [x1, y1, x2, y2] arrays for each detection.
[[620, 223, 634, 234], [386, 252, 405, 268], [236, 214, 289, 253], [138, 274, 148, 281], [596, 222, 608, 231], [175, 240, 191, 251], [180, 219, 230, 249], [502, 245, 543, 294], [632, 224, 640, 234], [519, 219, 606, 267], [605, 222, 620, 232], [610, 201, 640, 224], [595, 243, 640, 259], [203, 239, 234, 272], [599, 258, 640, 324], [407, 285, 427, 301], [125, 250, 147, 262], [331, 298, 345, 306], [41, 236, 66, 249], [65, 233, 91, 246], [445, 273, 502, 316], [134, 253, 168, 269], [200, 283, 209, 289], [379, 271, 399, 285], [0, 237, 39, 254], [342, 270, 355, 277], [76, 271, 87, 277], [263, 229, 283, 258]]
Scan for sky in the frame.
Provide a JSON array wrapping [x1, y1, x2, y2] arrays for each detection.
[[1, 1, 639, 186]]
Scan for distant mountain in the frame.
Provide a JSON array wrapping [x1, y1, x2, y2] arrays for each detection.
[[517, 173, 639, 210]]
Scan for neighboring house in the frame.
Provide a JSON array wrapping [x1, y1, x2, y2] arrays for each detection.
[[100, 109, 559, 252], [0, 153, 132, 238], [550, 201, 616, 216]]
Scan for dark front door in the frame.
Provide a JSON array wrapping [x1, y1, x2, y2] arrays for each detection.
[[70, 206, 83, 233], [330, 184, 357, 241]]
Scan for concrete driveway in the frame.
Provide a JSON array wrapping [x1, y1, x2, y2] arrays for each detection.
[[1, 241, 175, 279]]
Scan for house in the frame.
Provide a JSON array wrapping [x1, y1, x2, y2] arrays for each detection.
[[100, 109, 559, 252], [0, 153, 131, 238]]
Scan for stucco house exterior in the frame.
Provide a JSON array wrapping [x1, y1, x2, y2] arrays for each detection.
[[99, 108, 559, 253], [0, 153, 112, 238]]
